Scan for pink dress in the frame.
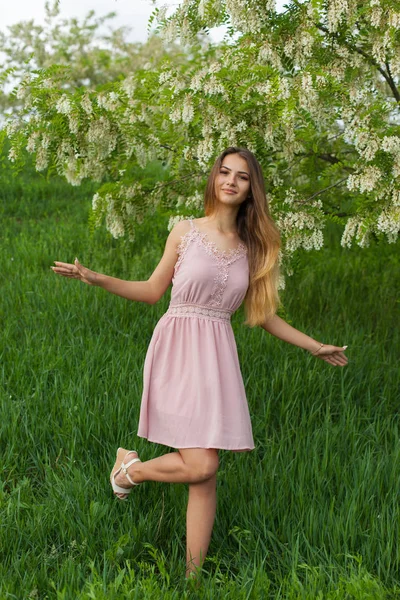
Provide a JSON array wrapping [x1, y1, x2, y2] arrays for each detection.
[[137, 218, 255, 451]]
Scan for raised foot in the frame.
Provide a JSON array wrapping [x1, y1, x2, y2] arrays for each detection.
[[110, 447, 141, 500]]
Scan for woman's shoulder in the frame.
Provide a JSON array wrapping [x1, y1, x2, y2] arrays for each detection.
[[168, 218, 193, 250], [170, 218, 193, 236]]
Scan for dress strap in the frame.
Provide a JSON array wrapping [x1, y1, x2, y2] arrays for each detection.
[[188, 218, 194, 229]]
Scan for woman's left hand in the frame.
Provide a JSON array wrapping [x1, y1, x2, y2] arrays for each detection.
[[312, 344, 348, 367]]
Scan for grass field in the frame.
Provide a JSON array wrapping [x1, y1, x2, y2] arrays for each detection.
[[1, 156, 400, 599]]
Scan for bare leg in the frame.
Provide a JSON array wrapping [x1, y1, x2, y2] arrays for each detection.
[[110, 447, 219, 577], [111, 447, 219, 491], [185, 470, 217, 577]]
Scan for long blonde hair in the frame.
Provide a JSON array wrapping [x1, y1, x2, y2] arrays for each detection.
[[204, 147, 281, 327]]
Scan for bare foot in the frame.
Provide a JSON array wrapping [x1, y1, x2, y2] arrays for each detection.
[[110, 447, 140, 499]]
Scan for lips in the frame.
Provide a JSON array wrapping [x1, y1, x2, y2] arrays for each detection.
[[222, 189, 237, 194]]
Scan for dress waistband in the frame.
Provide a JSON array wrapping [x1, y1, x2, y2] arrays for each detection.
[[166, 303, 232, 323]]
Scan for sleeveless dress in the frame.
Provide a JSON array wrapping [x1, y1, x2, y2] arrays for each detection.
[[137, 218, 255, 451]]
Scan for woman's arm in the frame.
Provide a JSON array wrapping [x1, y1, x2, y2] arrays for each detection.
[[51, 219, 191, 304], [260, 314, 348, 366], [51, 259, 154, 302]]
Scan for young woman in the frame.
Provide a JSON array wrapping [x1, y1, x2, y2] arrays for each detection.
[[52, 147, 348, 578]]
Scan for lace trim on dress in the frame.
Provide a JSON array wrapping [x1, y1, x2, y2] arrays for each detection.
[[174, 219, 247, 307], [167, 303, 232, 322], [190, 219, 247, 263]]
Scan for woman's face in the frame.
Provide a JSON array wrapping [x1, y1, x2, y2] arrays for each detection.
[[214, 153, 251, 206]]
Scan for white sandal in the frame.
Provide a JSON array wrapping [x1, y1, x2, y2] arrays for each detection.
[[111, 448, 141, 499]]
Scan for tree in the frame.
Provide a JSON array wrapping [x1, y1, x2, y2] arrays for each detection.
[[0, 1, 185, 112], [3, 0, 400, 270]]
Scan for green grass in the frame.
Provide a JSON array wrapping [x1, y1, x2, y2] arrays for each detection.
[[1, 157, 399, 598]]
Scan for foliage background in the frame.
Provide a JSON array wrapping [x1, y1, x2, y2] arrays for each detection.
[[1, 2, 400, 597]]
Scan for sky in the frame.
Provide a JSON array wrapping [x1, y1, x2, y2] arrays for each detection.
[[0, 0, 229, 44], [0, 0, 286, 44]]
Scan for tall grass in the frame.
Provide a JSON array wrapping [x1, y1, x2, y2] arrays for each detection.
[[1, 156, 399, 598]]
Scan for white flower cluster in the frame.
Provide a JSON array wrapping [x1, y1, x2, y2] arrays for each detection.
[[68, 115, 80, 136], [298, 31, 314, 59], [97, 92, 120, 112], [234, 120, 247, 133], [36, 147, 49, 172], [263, 124, 277, 150], [371, 34, 388, 63], [198, 0, 207, 19], [298, 72, 318, 111], [225, 0, 264, 34], [189, 67, 209, 92], [340, 216, 370, 248], [121, 76, 137, 98], [15, 74, 32, 100], [347, 166, 382, 193], [8, 147, 17, 162], [376, 206, 400, 243], [341, 215, 358, 247], [393, 156, 400, 179], [381, 136, 400, 156], [169, 104, 182, 123], [277, 273, 286, 290], [208, 62, 222, 75], [327, 0, 349, 33], [388, 11, 400, 28], [92, 192, 102, 212], [347, 126, 380, 162], [277, 210, 325, 253], [160, 19, 179, 44], [94, 192, 123, 237], [184, 190, 204, 210], [283, 188, 298, 207], [5, 119, 20, 137], [87, 117, 117, 159], [106, 211, 125, 238], [392, 189, 400, 206], [168, 213, 189, 231], [369, 6, 382, 27], [64, 157, 82, 185], [41, 134, 51, 150], [81, 94, 93, 115], [284, 229, 324, 253], [121, 182, 143, 200], [56, 95, 72, 115], [196, 136, 215, 169], [257, 41, 282, 70], [203, 75, 227, 98], [26, 132, 40, 153], [277, 77, 290, 100], [159, 70, 173, 85], [182, 95, 194, 124], [283, 28, 314, 66]]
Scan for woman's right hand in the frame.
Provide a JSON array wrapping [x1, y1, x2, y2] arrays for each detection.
[[51, 258, 97, 285]]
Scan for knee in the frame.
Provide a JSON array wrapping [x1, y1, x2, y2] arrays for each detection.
[[194, 452, 219, 481]]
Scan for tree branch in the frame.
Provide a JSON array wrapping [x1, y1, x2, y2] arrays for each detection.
[[305, 176, 348, 201], [384, 61, 399, 103], [290, 0, 400, 103], [151, 172, 204, 190], [315, 22, 400, 104], [297, 151, 354, 172]]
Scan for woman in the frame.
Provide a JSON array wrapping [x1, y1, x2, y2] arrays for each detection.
[[52, 147, 348, 578]]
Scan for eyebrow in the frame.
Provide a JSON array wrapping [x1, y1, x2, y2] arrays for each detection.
[[221, 165, 250, 176]]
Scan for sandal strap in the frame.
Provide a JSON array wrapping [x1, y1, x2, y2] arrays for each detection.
[[125, 471, 139, 486], [121, 456, 141, 486], [112, 478, 132, 495], [123, 457, 141, 469]]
